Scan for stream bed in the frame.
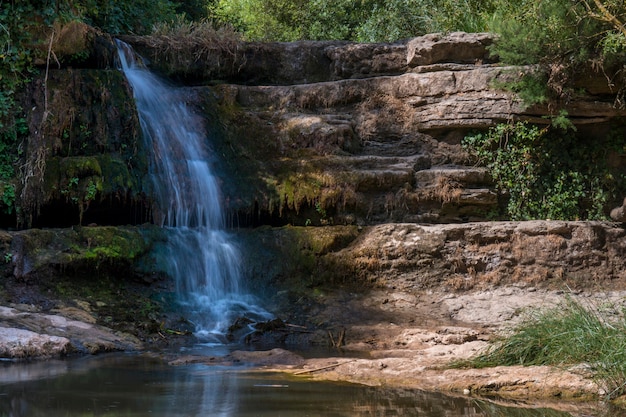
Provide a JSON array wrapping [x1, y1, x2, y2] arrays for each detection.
[[0, 352, 581, 417]]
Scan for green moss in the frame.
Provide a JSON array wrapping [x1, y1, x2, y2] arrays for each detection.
[[242, 225, 360, 287], [60, 156, 102, 178], [14, 226, 152, 272], [98, 154, 141, 193], [74, 226, 149, 263]]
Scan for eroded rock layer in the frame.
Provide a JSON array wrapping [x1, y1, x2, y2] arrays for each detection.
[[15, 32, 626, 228]]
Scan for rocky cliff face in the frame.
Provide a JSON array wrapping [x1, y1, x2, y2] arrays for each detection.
[[4, 29, 626, 366], [127, 31, 626, 226], [15, 31, 626, 229], [14, 25, 148, 229]]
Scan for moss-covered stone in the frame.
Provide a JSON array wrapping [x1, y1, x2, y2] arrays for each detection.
[[2, 225, 191, 345], [18, 68, 149, 228], [236, 225, 361, 324], [11, 226, 153, 276]]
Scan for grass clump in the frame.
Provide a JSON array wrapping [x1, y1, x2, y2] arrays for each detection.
[[142, 17, 242, 78], [465, 296, 626, 399]]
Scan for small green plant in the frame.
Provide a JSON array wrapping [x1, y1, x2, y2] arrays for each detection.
[[60, 177, 80, 205], [461, 296, 626, 400], [0, 183, 15, 214], [61, 177, 79, 196], [79, 123, 91, 139], [495, 72, 549, 108], [84, 180, 98, 202], [549, 109, 577, 131], [314, 201, 326, 219]]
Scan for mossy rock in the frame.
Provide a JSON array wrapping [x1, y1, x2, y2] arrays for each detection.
[[238, 225, 361, 294], [10, 226, 158, 278], [98, 154, 143, 194]]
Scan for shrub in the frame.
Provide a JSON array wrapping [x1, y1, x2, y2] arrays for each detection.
[[488, 0, 626, 103], [463, 119, 626, 221], [209, 0, 497, 42]]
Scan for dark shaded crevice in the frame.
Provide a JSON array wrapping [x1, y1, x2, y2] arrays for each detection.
[[31, 199, 152, 229], [225, 202, 340, 229]]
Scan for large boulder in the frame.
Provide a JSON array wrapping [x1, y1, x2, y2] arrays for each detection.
[[406, 32, 494, 67]]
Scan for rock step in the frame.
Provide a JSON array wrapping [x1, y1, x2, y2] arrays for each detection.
[[126, 32, 495, 86], [415, 166, 493, 187], [287, 159, 499, 224]]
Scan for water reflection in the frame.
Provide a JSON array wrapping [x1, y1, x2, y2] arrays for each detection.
[[0, 354, 584, 417]]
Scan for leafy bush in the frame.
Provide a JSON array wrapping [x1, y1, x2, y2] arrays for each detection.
[[72, 0, 179, 34], [488, 0, 625, 103], [465, 296, 626, 399], [0, 2, 44, 216], [462, 119, 626, 221], [209, 0, 498, 41]]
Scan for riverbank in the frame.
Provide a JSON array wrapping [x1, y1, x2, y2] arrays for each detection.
[[170, 285, 620, 411], [0, 278, 620, 412], [1, 221, 626, 410]]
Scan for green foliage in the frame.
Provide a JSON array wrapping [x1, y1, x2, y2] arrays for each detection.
[[304, 0, 373, 41], [487, 0, 584, 65], [85, 180, 98, 201], [599, 31, 626, 65], [462, 120, 625, 220], [498, 73, 550, 108], [210, 0, 498, 41], [210, 0, 303, 40], [208, 0, 625, 106], [462, 296, 626, 399], [0, 2, 39, 134], [357, 0, 498, 42], [0, 93, 26, 215], [71, 0, 179, 34], [4, 0, 196, 36], [488, 0, 626, 102], [0, 3, 53, 217], [173, 0, 211, 22]]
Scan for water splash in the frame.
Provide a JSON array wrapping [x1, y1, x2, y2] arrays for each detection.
[[116, 40, 270, 342]]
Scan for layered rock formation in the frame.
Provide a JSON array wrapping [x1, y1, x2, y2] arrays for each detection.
[[4, 28, 626, 380], [124, 31, 626, 226], [14, 31, 626, 229]]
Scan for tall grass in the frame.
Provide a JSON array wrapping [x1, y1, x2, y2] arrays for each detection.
[[465, 296, 626, 399]]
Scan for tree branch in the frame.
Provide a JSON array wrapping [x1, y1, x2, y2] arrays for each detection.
[[590, 0, 626, 37]]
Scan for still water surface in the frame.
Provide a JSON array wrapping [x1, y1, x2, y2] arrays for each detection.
[[0, 353, 577, 417]]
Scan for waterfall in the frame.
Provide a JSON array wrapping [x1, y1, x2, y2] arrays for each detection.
[[115, 40, 270, 342]]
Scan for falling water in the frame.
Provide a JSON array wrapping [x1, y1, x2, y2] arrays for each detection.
[[115, 40, 270, 342]]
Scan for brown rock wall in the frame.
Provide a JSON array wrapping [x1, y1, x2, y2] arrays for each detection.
[[321, 221, 626, 291], [21, 31, 626, 227]]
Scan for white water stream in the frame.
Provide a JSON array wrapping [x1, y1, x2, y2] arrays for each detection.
[[116, 40, 270, 342]]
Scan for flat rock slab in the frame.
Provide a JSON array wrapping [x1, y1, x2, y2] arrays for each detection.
[[0, 305, 142, 359], [0, 326, 71, 359]]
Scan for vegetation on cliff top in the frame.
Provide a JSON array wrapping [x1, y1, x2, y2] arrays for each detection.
[[211, 0, 625, 105]]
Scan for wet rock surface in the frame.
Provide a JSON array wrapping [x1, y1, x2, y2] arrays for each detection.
[[227, 220, 626, 404], [0, 305, 141, 357]]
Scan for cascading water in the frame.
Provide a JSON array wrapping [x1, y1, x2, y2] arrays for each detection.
[[115, 40, 271, 342]]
